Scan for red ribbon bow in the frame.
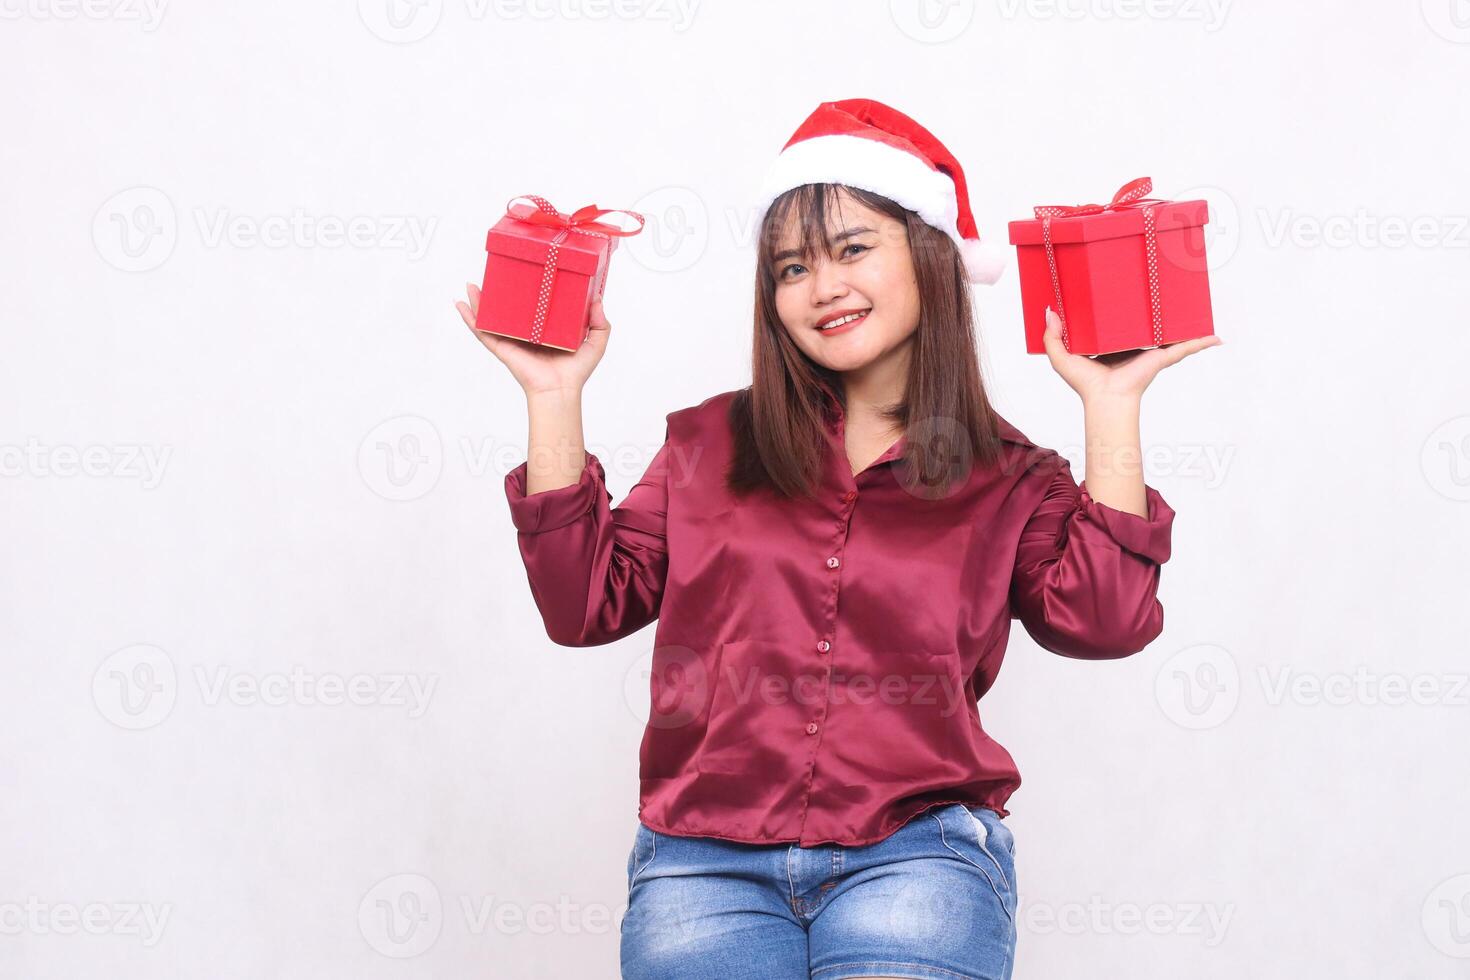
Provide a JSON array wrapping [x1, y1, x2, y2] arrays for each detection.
[[1032, 176, 1169, 220], [502, 194, 645, 345], [505, 194, 646, 238]]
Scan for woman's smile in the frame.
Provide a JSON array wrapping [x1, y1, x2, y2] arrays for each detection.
[[815, 308, 870, 336]]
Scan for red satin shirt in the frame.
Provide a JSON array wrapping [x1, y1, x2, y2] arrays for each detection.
[[504, 386, 1176, 847]]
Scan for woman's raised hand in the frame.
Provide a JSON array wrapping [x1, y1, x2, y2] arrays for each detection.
[[454, 281, 613, 397], [1041, 305, 1223, 405]]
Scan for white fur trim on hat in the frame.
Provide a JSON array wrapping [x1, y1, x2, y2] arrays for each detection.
[[753, 133, 1004, 285]]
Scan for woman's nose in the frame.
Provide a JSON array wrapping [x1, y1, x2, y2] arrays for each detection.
[[811, 261, 848, 302]]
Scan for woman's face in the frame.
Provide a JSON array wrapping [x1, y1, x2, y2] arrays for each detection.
[[770, 188, 921, 376]]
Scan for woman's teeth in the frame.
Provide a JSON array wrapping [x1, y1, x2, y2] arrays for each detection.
[[820, 311, 868, 331]]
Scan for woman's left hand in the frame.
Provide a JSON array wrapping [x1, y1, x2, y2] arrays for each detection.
[[1042, 306, 1223, 404]]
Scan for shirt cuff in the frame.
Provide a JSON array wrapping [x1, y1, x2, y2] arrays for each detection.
[[504, 451, 604, 533], [1075, 480, 1175, 564]]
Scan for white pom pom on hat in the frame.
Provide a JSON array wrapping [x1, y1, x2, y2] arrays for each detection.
[[750, 97, 1007, 286]]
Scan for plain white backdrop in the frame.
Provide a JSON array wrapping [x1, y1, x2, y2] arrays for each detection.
[[2, 1, 1467, 977]]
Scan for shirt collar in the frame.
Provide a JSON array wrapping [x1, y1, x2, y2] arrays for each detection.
[[813, 378, 908, 472]]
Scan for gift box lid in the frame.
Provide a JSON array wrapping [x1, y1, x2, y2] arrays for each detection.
[[486, 204, 618, 276], [1008, 199, 1209, 246]]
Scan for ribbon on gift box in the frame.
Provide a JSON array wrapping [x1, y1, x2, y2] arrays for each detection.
[[1032, 177, 1171, 353], [504, 194, 646, 345]]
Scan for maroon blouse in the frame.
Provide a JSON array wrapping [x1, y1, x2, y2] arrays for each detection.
[[503, 385, 1176, 847]]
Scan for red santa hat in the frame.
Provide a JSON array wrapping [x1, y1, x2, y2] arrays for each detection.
[[752, 97, 1007, 286]]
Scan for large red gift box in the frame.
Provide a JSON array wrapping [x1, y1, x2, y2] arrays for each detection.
[[474, 194, 644, 352], [1007, 177, 1215, 356]]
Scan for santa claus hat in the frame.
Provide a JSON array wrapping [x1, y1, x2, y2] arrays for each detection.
[[751, 97, 1007, 285]]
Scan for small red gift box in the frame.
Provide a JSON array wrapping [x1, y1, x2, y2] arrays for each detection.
[[1007, 177, 1215, 356], [474, 194, 645, 352]]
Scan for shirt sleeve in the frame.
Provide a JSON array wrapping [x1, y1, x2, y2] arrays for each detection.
[[1009, 454, 1176, 660], [503, 428, 673, 647]]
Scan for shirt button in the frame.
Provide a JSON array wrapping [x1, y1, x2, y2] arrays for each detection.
[[805, 722, 819, 735], [826, 556, 840, 569], [816, 640, 830, 653], [842, 490, 856, 503]]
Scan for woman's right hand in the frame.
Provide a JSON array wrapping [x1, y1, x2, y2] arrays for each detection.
[[454, 281, 612, 397]]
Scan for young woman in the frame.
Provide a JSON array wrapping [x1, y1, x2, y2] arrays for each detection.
[[455, 99, 1219, 980]]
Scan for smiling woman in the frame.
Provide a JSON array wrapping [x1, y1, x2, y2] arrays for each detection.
[[730, 179, 1007, 498], [464, 95, 1215, 980]]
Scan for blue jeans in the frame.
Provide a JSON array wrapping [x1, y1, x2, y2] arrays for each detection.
[[621, 802, 1017, 980]]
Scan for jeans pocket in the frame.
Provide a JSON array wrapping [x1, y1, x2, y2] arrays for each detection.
[[627, 822, 658, 893], [960, 806, 1013, 897], [970, 805, 1015, 859]]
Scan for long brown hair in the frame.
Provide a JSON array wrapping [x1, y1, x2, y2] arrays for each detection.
[[726, 182, 1004, 501]]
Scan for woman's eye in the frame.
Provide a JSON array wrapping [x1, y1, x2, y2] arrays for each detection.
[[842, 243, 870, 258], [779, 263, 806, 279]]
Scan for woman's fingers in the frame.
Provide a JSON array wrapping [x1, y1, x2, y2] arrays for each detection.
[[1161, 334, 1224, 364], [587, 298, 611, 332], [455, 299, 475, 330]]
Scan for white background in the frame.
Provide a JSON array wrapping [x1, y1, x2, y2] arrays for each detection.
[[2, 1, 1468, 977]]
